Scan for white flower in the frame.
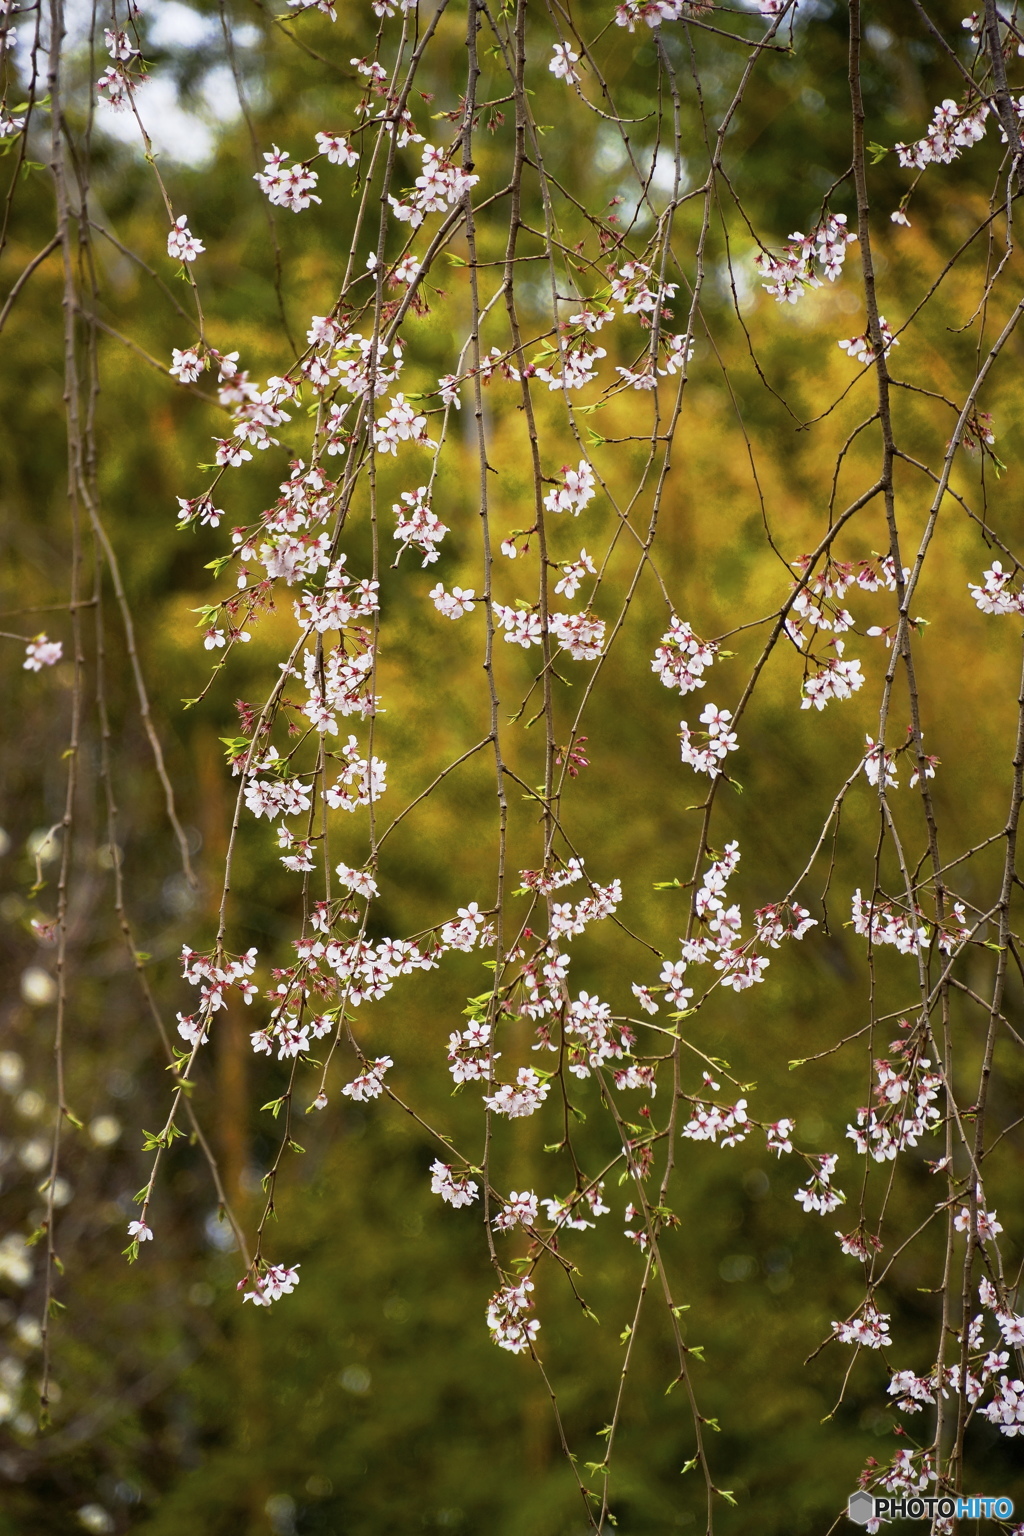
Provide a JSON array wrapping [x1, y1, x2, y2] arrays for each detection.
[[430, 1159, 479, 1207], [549, 43, 581, 84], [23, 635, 62, 671], [167, 215, 205, 263]]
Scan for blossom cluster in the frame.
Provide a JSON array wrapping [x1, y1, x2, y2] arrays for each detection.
[[969, 560, 1024, 616], [651, 616, 718, 695], [486, 1280, 539, 1354], [845, 1049, 942, 1162], [754, 213, 857, 305], [794, 1154, 845, 1215], [895, 97, 990, 169], [678, 702, 737, 778]]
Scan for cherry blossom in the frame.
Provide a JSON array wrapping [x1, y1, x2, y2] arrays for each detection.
[[981, 1376, 1024, 1437], [243, 774, 312, 821], [542, 1185, 610, 1230], [169, 347, 206, 383], [681, 1097, 749, 1146], [23, 635, 62, 671], [486, 1280, 539, 1353], [766, 1119, 795, 1156], [953, 1204, 1003, 1243], [95, 65, 131, 111], [374, 394, 429, 455], [614, 1, 688, 32], [895, 97, 989, 169], [324, 736, 387, 811], [389, 142, 478, 228], [430, 584, 476, 620], [341, 1057, 393, 1101], [59, 0, 1024, 1489], [851, 889, 929, 956], [166, 215, 205, 263], [555, 549, 596, 599], [630, 983, 659, 1015], [393, 487, 448, 565], [493, 1191, 539, 1231], [652, 616, 718, 694], [795, 1155, 846, 1215], [315, 131, 358, 166], [549, 44, 581, 84], [214, 438, 253, 469], [543, 460, 596, 516], [837, 316, 898, 364], [429, 1160, 479, 1208], [335, 863, 379, 898], [679, 702, 738, 778], [846, 1052, 942, 1160], [493, 605, 543, 648], [833, 1301, 892, 1349], [254, 146, 321, 211], [483, 1066, 551, 1118], [800, 642, 864, 710], [104, 27, 137, 60], [447, 1021, 496, 1084], [550, 610, 605, 660], [969, 561, 1024, 615], [242, 1263, 300, 1306], [755, 212, 857, 304], [996, 1312, 1024, 1348]]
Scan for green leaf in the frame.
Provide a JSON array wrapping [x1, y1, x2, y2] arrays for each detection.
[[868, 141, 890, 163]]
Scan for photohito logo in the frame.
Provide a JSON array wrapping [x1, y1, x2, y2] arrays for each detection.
[[848, 1492, 1015, 1524]]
